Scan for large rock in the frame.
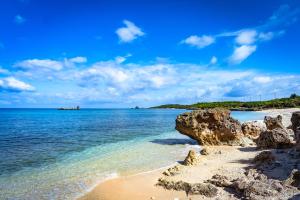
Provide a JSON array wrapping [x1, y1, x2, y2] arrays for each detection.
[[264, 115, 285, 130], [255, 128, 293, 149], [291, 111, 300, 143], [242, 121, 266, 139], [176, 108, 243, 145]]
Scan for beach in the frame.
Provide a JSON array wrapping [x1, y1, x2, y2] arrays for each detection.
[[80, 108, 300, 200]]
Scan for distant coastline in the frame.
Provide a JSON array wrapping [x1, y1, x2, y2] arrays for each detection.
[[150, 94, 300, 111]]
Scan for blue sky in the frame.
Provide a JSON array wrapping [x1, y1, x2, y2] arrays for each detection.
[[0, 0, 300, 108]]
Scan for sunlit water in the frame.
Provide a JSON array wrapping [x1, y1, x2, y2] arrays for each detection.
[[0, 109, 265, 199]]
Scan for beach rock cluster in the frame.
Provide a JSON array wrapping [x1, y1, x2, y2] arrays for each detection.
[[207, 169, 299, 200], [176, 108, 243, 145]]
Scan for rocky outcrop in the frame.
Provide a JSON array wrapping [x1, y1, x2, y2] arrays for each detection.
[[163, 165, 182, 176], [255, 128, 293, 149], [291, 111, 300, 143], [176, 108, 243, 145], [242, 121, 266, 139], [156, 178, 218, 197], [183, 150, 200, 166], [264, 115, 285, 130]]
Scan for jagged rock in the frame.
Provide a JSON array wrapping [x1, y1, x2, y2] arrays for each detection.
[[255, 128, 293, 149], [200, 147, 210, 155], [253, 151, 275, 166], [205, 174, 232, 187], [264, 115, 285, 130], [231, 169, 298, 200], [189, 183, 218, 197], [183, 150, 200, 166], [242, 121, 266, 139], [176, 108, 243, 145], [156, 178, 218, 197], [163, 165, 183, 176], [291, 111, 300, 143], [283, 169, 300, 189]]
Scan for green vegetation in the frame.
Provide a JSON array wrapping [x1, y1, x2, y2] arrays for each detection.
[[151, 94, 300, 110]]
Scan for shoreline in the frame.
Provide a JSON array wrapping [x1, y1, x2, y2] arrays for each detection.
[[78, 108, 300, 200]]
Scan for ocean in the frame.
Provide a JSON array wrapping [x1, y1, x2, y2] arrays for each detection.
[[0, 108, 265, 200]]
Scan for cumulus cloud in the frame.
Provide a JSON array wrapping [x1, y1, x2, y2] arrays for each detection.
[[181, 35, 215, 48], [253, 76, 272, 84], [229, 45, 257, 64], [235, 30, 257, 45], [210, 56, 217, 64], [14, 15, 25, 24], [116, 20, 144, 43], [0, 77, 34, 92], [14, 56, 87, 71]]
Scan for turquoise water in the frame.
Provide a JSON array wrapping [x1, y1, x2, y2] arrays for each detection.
[[0, 109, 265, 200]]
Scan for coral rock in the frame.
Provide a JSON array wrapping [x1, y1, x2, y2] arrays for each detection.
[[255, 128, 293, 149], [183, 150, 200, 166], [242, 121, 266, 139], [264, 115, 285, 130]]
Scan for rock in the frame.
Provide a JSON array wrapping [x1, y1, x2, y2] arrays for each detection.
[[183, 150, 200, 166], [264, 115, 285, 130], [253, 151, 275, 166], [156, 178, 218, 197], [231, 169, 298, 200], [283, 169, 300, 189], [175, 108, 243, 145], [205, 174, 232, 187], [163, 165, 183, 176], [255, 128, 293, 149], [242, 121, 266, 139], [189, 183, 218, 197], [291, 111, 300, 132], [200, 147, 209, 155]]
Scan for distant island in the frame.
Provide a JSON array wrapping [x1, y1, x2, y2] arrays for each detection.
[[151, 93, 300, 111], [58, 106, 80, 110]]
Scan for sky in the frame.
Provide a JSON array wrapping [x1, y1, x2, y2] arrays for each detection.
[[0, 0, 300, 108]]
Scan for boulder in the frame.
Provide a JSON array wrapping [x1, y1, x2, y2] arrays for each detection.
[[183, 150, 200, 166], [242, 121, 266, 139], [200, 147, 210, 155], [253, 151, 275, 166], [163, 165, 183, 176], [291, 111, 300, 143], [176, 108, 243, 145], [283, 169, 300, 189], [255, 128, 293, 149], [264, 115, 285, 130]]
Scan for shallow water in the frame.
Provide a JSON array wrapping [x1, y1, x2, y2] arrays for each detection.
[[0, 109, 265, 199]]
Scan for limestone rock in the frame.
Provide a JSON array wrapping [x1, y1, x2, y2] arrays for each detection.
[[255, 128, 293, 149], [200, 147, 210, 155], [205, 174, 232, 187], [291, 111, 300, 143], [163, 165, 183, 176], [183, 150, 200, 166], [242, 121, 266, 139], [264, 115, 285, 130], [176, 108, 243, 145], [283, 169, 300, 189], [253, 151, 275, 166], [189, 183, 218, 197]]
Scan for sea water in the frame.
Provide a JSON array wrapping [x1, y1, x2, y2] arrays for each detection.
[[0, 109, 265, 199]]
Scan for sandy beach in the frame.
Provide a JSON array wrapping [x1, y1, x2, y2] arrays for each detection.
[[79, 108, 300, 200]]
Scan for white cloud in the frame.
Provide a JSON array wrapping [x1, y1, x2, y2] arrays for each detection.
[[0, 67, 9, 74], [235, 30, 257, 45], [68, 56, 87, 63], [229, 45, 257, 64], [253, 76, 272, 84], [116, 20, 144, 43], [14, 15, 25, 24], [210, 56, 217, 64], [0, 77, 34, 92], [181, 35, 215, 48], [15, 59, 64, 71]]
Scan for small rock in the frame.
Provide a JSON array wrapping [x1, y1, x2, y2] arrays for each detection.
[[242, 121, 266, 139], [183, 150, 200, 166], [255, 128, 293, 149], [253, 151, 275, 166], [163, 165, 183, 176], [283, 169, 300, 189], [200, 147, 209, 155], [264, 115, 285, 130]]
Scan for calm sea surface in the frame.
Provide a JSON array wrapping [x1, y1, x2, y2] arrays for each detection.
[[0, 109, 265, 199]]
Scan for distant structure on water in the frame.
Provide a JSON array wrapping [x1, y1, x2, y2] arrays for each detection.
[[58, 106, 80, 110]]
